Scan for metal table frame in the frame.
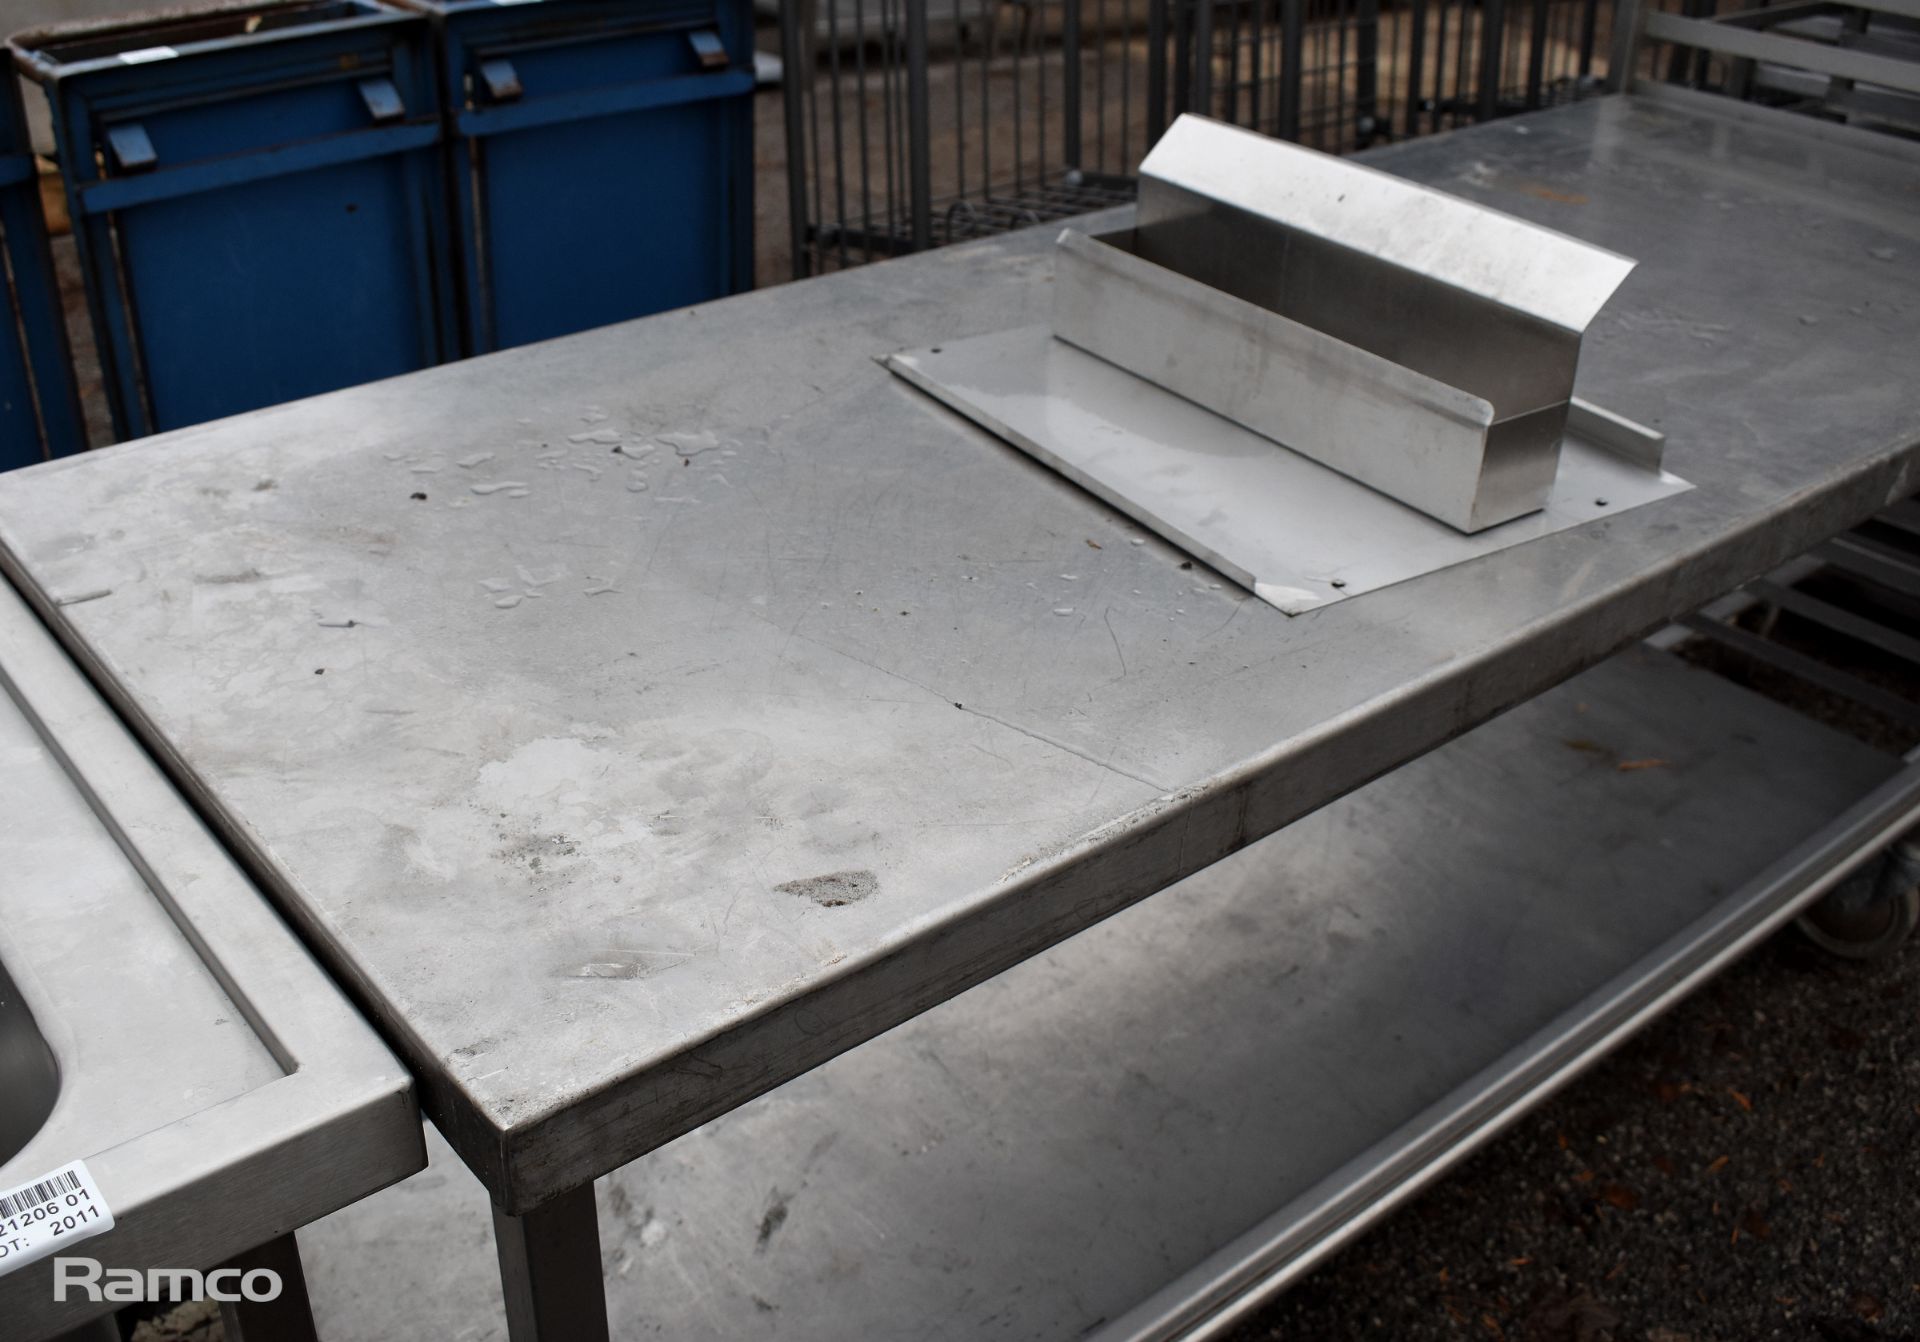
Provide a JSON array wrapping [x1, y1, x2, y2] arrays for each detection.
[[516, 89, 1920, 1342], [0, 88, 1915, 1341]]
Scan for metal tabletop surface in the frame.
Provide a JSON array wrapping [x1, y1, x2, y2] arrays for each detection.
[[0, 91, 1914, 1214]]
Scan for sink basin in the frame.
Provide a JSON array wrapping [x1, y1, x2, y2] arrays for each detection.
[[0, 575, 424, 1340], [0, 959, 57, 1168]]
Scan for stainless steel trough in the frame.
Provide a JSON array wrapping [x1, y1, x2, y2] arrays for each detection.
[[1055, 114, 1642, 533], [888, 113, 1688, 612]]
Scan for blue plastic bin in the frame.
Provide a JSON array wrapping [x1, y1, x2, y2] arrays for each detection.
[[401, 0, 755, 354], [13, 0, 457, 440], [0, 76, 83, 467]]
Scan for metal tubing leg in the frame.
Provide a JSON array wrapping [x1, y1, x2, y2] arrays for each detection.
[[1062, 0, 1083, 170], [1606, 0, 1645, 93], [1475, 0, 1506, 120], [905, 0, 933, 253], [492, 1184, 609, 1342], [1277, 0, 1304, 141], [1355, 0, 1381, 146], [1146, 0, 1170, 145], [780, 0, 814, 279], [1191, 0, 1213, 116], [216, 1234, 319, 1342]]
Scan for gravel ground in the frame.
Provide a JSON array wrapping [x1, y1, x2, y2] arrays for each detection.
[[1235, 607, 1920, 1342], [1232, 928, 1920, 1342], [126, 1299, 220, 1342]]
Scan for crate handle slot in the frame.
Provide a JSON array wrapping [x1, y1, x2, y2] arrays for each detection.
[[687, 30, 730, 70], [479, 58, 523, 103], [358, 77, 408, 124], [105, 123, 157, 174]]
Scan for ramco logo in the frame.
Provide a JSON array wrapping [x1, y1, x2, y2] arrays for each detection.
[[53, 1256, 282, 1303]]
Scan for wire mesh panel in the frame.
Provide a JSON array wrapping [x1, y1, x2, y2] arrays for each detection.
[[780, 0, 1617, 277], [780, 0, 1157, 271], [1140, 0, 1607, 149]]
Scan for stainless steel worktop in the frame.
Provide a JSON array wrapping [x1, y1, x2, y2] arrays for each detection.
[[293, 645, 1902, 1341], [0, 90, 1913, 1220]]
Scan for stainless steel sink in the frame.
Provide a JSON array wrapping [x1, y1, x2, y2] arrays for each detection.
[[0, 575, 424, 1340], [0, 959, 58, 1169]]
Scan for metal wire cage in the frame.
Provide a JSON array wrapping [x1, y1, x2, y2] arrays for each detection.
[[778, 0, 1616, 277], [1186, 0, 1610, 150]]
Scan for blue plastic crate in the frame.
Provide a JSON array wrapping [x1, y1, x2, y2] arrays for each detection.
[[0, 76, 83, 467], [402, 0, 755, 354], [13, 0, 458, 440]]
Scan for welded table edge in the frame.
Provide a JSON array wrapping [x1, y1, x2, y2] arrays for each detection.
[[0, 576, 427, 1340]]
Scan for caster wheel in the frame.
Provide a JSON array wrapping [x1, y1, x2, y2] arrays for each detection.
[[1798, 841, 1920, 961]]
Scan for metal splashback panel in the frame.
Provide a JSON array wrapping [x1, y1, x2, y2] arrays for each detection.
[[1134, 115, 1637, 419], [887, 325, 1690, 614]]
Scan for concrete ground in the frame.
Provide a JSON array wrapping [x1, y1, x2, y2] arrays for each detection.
[[1234, 929, 1920, 1342]]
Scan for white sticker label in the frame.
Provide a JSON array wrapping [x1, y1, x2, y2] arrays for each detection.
[[0, 1161, 115, 1278], [118, 45, 178, 63]]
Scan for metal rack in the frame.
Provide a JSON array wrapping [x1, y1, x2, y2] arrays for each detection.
[[1654, 494, 1920, 955], [777, 0, 1920, 282], [1659, 497, 1920, 747], [778, 0, 1613, 277], [1618, 0, 1920, 131]]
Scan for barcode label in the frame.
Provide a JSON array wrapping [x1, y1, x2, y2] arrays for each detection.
[[0, 1161, 114, 1278], [0, 1170, 80, 1219]]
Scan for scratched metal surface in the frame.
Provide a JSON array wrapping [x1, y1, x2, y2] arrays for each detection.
[[292, 649, 1893, 1342], [0, 93, 1914, 1210]]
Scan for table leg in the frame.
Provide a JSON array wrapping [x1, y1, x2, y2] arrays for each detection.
[[492, 1183, 609, 1342], [216, 1233, 318, 1342]]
